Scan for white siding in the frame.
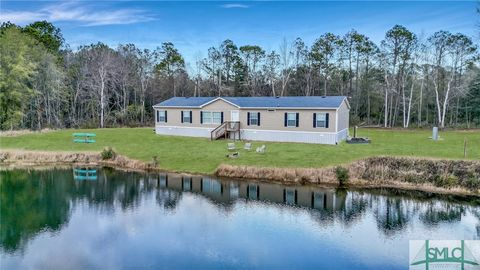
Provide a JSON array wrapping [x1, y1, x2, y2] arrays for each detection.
[[155, 126, 212, 137], [240, 129, 338, 145], [155, 124, 348, 145]]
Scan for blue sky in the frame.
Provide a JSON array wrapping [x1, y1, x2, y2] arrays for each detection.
[[1, 1, 478, 70]]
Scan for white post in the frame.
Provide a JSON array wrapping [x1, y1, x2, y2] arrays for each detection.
[[432, 127, 439, 141]]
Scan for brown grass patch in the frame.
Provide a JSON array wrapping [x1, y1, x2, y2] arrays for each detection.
[[0, 150, 157, 171], [216, 164, 348, 185], [0, 129, 56, 137]]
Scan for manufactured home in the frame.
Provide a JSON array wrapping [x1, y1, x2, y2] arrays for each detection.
[[153, 96, 350, 145]]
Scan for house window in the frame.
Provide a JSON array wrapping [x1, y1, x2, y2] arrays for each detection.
[[314, 112, 329, 128], [316, 113, 326, 128], [158, 111, 166, 122], [248, 112, 260, 126], [202, 111, 222, 124], [182, 111, 192, 123], [212, 112, 222, 124], [287, 112, 297, 127]]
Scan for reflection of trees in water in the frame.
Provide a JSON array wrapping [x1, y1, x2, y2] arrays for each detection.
[[71, 170, 157, 211], [156, 189, 182, 211], [308, 190, 367, 227], [309, 210, 335, 227], [0, 169, 161, 253], [1, 168, 477, 254], [368, 193, 478, 236], [308, 190, 415, 235], [469, 208, 480, 239], [419, 202, 464, 226], [0, 170, 71, 253], [372, 196, 413, 235], [337, 190, 369, 226], [298, 189, 476, 237]]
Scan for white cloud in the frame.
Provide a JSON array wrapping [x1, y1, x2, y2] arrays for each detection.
[[0, 2, 155, 26], [0, 11, 47, 23], [221, 3, 250, 9]]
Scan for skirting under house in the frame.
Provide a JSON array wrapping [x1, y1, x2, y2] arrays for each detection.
[[240, 128, 348, 144], [155, 126, 349, 145]]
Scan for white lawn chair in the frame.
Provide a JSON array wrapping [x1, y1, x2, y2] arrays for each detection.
[[227, 143, 236, 151], [256, 145, 266, 154], [244, 143, 252, 151]]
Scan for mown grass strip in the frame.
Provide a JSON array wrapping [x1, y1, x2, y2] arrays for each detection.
[[1, 128, 479, 174]]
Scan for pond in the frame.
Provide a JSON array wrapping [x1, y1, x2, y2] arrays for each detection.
[[1, 168, 479, 269]]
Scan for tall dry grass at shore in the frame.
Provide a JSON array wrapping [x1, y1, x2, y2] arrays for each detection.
[[359, 157, 480, 190], [215, 164, 340, 185], [216, 157, 480, 194], [0, 150, 151, 171]]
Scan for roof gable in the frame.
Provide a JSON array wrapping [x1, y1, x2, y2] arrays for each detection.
[[200, 97, 240, 108]]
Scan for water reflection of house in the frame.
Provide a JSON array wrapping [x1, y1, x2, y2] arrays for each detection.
[[156, 174, 234, 204], [154, 173, 346, 212], [240, 183, 345, 211], [310, 191, 345, 211], [182, 176, 192, 191], [158, 174, 168, 188]]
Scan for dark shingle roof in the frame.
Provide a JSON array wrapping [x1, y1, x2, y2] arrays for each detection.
[[154, 96, 347, 109]]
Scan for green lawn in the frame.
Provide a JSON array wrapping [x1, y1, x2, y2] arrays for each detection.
[[1, 128, 479, 174]]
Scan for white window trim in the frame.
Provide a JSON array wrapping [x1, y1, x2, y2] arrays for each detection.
[[315, 112, 327, 128], [248, 112, 259, 126], [182, 111, 191, 124], [286, 112, 297, 128], [202, 111, 222, 125], [158, 110, 166, 123]]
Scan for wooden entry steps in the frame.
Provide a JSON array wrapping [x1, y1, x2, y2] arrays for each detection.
[[211, 121, 241, 140]]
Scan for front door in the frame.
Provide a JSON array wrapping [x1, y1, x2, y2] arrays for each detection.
[[230, 110, 239, 122]]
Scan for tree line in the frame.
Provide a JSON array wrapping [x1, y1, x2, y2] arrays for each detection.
[[0, 21, 478, 130]]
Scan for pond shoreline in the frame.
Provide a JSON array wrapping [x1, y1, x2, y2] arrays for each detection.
[[1, 149, 479, 197], [215, 160, 480, 197]]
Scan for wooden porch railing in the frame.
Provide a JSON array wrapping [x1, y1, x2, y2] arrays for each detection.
[[210, 121, 240, 140]]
